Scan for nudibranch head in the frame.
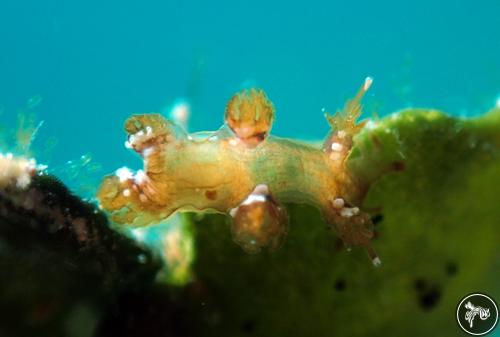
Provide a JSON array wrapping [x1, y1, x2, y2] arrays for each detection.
[[124, 114, 183, 154], [225, 89, 275, 147]]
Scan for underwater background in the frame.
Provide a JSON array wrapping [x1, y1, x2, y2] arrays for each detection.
[[1, 1, 500, 337]]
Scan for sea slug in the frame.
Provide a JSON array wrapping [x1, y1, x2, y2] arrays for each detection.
[[97, 78, 381, 265]]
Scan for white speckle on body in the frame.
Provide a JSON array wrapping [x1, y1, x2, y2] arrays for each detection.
[[229, 207, 238, 217], [242, 194, 267, 205], [134, 170, 147, 185], [331, 198, 344, 209], [331, 142, 343, 152], [340, 207, 359, 218], [116, 167, 133, 182], [142, 146, 155, 158]]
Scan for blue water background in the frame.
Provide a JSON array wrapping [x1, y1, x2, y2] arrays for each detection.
[[1, 0, 499, 194]]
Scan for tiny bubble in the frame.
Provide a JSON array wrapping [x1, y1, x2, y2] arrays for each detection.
[[27, 94, 43, 109], [137, 253, 147, 264]]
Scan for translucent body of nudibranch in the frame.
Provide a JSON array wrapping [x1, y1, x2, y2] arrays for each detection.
[[97, 77, 380, 265]]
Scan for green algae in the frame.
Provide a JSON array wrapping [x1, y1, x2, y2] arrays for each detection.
[[184, 107, 500, 337]]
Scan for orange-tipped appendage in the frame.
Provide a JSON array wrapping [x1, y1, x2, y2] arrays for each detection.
[[225, 89, 274, 146]]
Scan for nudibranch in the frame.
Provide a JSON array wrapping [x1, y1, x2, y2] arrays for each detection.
[[97, 77, 381, 265]]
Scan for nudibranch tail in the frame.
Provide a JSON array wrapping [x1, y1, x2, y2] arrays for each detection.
[[321, 77, 380, 265], [325, 76, 372, 136], [323, 77, 373, 166]]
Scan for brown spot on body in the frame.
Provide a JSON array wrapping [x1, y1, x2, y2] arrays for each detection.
[[205, 190, 217, 200]]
